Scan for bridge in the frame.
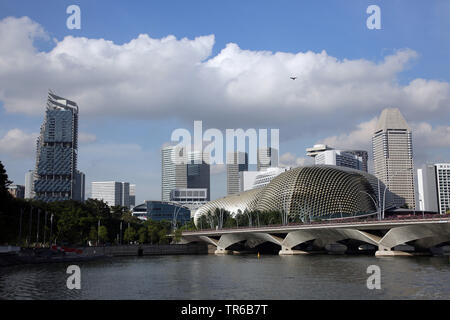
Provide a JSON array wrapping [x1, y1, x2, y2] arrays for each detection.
[[180, 216, 450, 256]]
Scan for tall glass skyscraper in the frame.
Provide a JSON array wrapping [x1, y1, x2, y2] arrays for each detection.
[[33, 91, 85, 202]]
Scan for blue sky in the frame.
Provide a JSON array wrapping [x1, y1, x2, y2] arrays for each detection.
[[0, 0, 449, 203]]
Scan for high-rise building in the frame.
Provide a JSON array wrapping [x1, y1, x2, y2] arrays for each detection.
[[314, 150, 366, 171], [417, 164, 439, 213], [372, 108, 415, 209], [33, 91, 85, 202], [161, 145, 187, 202], [307, 145, 368, 172], [187, 151, 210, 201], [227, 151, 248, 195], [91, 181, 131, 207], [129, 184, 136, 208], [418, 163, 450, 214], [257, 147, 279, 171], [24, 170, 35, 199], [161, 146, 210, 202]]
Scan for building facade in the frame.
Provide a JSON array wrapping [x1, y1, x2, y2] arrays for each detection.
[[257, 147, 279, 171], [315, 150, 366, 172], [372, 108, 415, 209], [91, 181, 131, 208], [161, 146, 210, 202], [24, 170, 35, 199], [129, 184, 136, 208], [240, 167, 290, 192], [146, 201, 191, 224], [170, 188, 208, 215], [307, 144, 368, 172], [196, 165, 394, 225], [419, 164, 450, 214], [227, 151, 248, 195], [33, 92, 85, 202]]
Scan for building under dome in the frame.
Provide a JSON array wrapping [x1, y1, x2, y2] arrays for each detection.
[[194, 165, 396, 225]]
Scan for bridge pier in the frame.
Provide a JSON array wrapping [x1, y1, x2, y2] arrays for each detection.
[[279, 246, 309, 255], [214, 247, 232, 255], [375, 245, 413, 257]]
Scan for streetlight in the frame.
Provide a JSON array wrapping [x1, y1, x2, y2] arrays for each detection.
[[172, 205, 183, 230], [359, 190, 380, 220]]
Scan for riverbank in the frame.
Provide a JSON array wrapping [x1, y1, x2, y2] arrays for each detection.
[[0, 243, 210, 267]]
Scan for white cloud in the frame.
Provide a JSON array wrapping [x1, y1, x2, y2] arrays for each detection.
[[79, 132, 97, 144], [0, 129, 38, 159], [0, 16, 449, 136], [279, 152, 312, 168]]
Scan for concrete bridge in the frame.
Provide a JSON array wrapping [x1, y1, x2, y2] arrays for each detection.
[[180, 216, 450, 256]]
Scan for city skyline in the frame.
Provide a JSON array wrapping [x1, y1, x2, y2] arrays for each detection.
[[0, 1, 449, 204]]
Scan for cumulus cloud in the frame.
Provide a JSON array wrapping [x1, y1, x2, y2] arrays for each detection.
[[279, 152, 312, 168], [0, 16, 449, 137], [0, 129, 38, 159], [317, 118, 450, 168]]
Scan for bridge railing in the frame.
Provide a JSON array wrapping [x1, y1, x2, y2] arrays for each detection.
[[183, 212, 450, 234]]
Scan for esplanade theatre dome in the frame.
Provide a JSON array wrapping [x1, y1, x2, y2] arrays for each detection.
[[194, 165, 394, 225]]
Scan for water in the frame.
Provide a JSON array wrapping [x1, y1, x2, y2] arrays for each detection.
[[0, 254, 449, 300]]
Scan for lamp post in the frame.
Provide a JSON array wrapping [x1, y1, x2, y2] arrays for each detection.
[[359, 190, 379, 220]]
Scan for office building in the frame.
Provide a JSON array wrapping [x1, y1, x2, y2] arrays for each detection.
[[307, 145, 368, 172], [24, 170, 35, 199], [227, 151, 248, 195], [372, 108, 415, 209], [129, 184, 136, 208], [257, 147, 279, 171], [8, 185, 25, 199], [161, 145, 210, 202], [315, 150, 366, 172], [33, 91, 85, 202], [91, 181, 131, 208], [146, 201, 191, 224], [161, 145, 187, 202], [170, 187, 208, 214], [418, 163, 450, 214]]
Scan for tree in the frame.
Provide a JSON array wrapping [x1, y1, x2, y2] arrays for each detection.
[[124, 226, 136, 244], [173, 228, 182, 243], [98, 225, 109, 244], [137, 227, 148, 244], [0, 161, 12, 205]]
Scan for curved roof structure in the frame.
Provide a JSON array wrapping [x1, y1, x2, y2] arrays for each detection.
[[195, 165, 395, 225]]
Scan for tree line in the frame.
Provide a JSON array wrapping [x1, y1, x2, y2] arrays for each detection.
[[0, 161, 193, 247]]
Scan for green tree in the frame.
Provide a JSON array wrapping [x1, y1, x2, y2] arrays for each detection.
[[98, 225, 109, 244], [88, 226, 97, 244], [137, 227, 148, 244], [173, 228, 182, 243], [124, 226, 136, 244]]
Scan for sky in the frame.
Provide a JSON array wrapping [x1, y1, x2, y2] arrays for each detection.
[[0, 0, 449, 204]]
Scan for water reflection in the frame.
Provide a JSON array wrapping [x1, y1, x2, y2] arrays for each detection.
[[0, 255, 449, 300]]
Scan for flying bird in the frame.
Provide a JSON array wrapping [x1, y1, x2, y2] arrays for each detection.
[[290, 76, 297, 80]]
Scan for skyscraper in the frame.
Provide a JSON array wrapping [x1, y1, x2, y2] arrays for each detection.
[[91, 181, 131, 208], [419, 163, 450, 214], [372, 108, 415, 208], [227, 151, 248, 195], [129, 184, 136, 208], [161, 145, 187, 202], [257, 147, 279, 171], [306, 145, 368, 172], [33, 91, 85, 202], [24, 170, 35, 199]]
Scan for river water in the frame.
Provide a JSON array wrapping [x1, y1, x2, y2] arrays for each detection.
[[0, 254, 449, 300]]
